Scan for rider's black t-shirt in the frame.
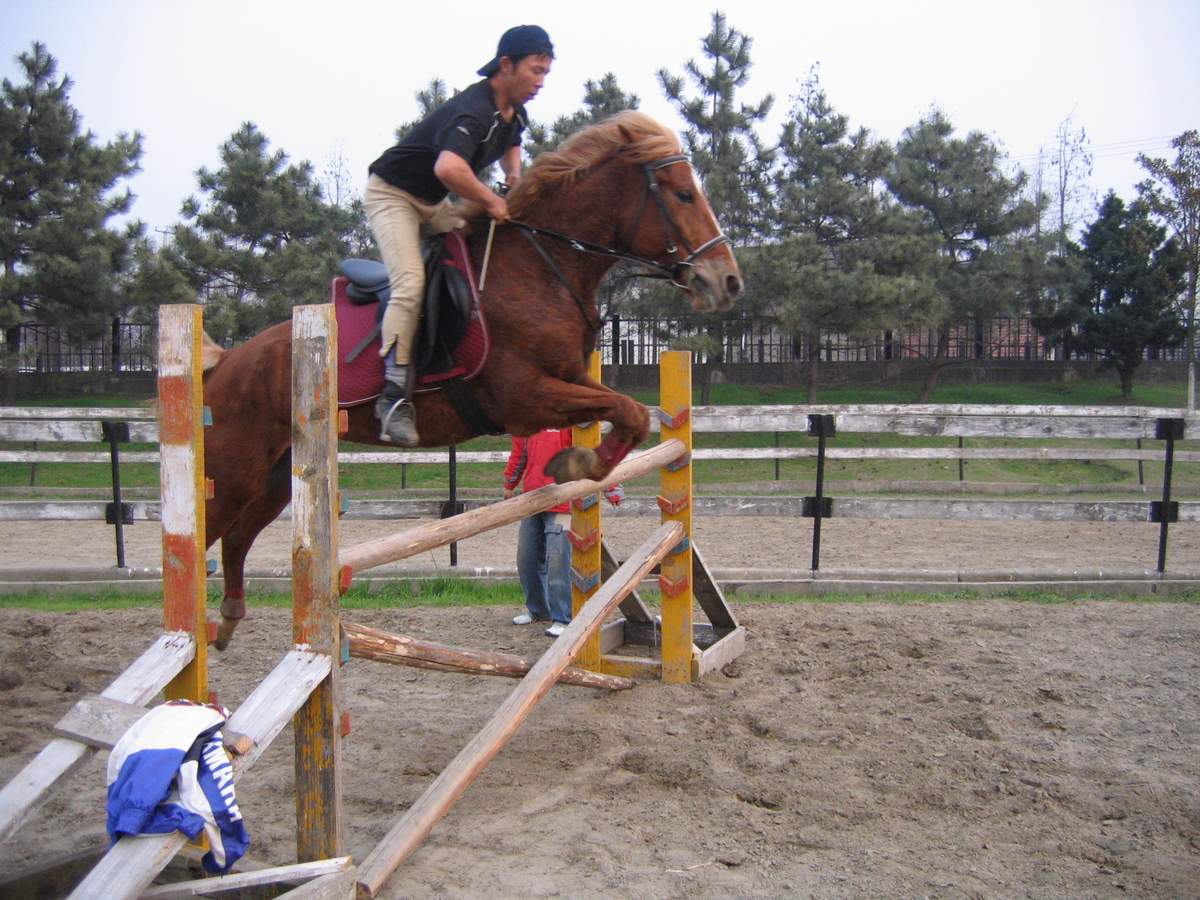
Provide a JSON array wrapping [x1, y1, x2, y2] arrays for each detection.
[[369, 80, 527, 204]]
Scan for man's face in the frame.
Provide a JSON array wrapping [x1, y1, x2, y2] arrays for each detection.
[[500, 54, 552, 104]]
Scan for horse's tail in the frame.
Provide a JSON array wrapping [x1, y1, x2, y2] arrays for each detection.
[[201, 330, 224, 372]]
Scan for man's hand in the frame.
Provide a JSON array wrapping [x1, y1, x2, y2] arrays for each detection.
[[504, 487, 516, 499], [484, 193, 511, 223]]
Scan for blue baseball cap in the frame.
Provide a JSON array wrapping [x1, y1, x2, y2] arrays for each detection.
[[477, 25, 555, 77]]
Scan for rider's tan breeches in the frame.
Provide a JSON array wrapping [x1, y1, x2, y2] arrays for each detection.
[[363, 174, 464, 365]]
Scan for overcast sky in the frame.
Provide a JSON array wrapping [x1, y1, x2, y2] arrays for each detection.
[[5, 0, 1198, 237]]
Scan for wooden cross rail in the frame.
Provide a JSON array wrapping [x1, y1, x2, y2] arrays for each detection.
[[337, 439, 686, 578], [139, 856, 354, 898], [344, 621, 635, 690], [355, 521, 683, 897]]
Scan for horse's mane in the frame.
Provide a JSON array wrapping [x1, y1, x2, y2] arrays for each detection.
[[506, 111, 682, 219]]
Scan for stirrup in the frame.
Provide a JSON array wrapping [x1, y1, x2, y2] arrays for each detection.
[[376, 395, 418, 446]]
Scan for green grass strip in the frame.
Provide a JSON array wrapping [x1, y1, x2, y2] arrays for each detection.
[[1, 580, 1196, 612]]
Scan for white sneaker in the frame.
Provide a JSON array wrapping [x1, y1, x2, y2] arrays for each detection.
[[544, 622, 567, 637], [512, 612, 537, 625]]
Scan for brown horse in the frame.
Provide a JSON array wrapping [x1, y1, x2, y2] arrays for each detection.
[[200, 111, 742, 648]]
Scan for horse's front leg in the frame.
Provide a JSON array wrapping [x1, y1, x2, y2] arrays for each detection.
[[534, 375, 651, 484]]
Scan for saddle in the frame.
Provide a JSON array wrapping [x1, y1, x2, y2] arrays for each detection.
[[341, 235, 476, 377], [332, 232, 498, 432]]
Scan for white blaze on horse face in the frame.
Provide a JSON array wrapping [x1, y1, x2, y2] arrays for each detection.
[[679, 165, 740, 313]]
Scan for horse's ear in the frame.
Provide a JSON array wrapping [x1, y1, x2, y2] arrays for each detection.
[[200, 330, 224, 371], [617, 123, 635, 145]]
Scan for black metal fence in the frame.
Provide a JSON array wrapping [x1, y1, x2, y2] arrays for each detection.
[[597, 315, 1194, 365], [3, 320, 156, 373], [1, 315, 1192, 373]]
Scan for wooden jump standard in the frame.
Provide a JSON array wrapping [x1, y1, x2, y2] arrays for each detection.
[[0, 306, 348, 897], [0, 306, 210, 848], [280, 305, 744, 896]]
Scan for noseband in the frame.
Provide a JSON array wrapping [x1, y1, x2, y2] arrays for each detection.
[[507, 154, 731, 332], [626, 154, 732, 288]]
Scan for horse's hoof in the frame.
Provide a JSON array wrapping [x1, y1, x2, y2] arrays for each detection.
[[213, 617, 239, 652], [545, 447, 599, 484]]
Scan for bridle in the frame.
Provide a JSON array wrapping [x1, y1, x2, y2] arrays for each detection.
[[505, 154, 731, 333]]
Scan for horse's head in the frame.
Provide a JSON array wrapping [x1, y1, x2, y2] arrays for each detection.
[[510, 112, 744, 315], [623, 150, 744, 313]]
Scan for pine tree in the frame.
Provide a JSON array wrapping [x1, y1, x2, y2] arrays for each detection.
[[656, 11, 773, 246], [0, 42, 143, 347], [394, 78, 451, 142], [1073, 192, 1186, 398], [1138, 130, 1200, 408], [171, 122, 356, 340], [887, 109, 1039, 400], [761, 70, 937, 400], [645, 12, 774, 400]]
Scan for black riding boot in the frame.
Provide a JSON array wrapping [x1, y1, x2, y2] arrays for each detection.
[[375, 364, 419, 446]]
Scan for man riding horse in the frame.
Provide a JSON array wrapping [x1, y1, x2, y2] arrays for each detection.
[[365, 24, 555, 446]]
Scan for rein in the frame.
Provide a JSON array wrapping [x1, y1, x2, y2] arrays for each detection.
[[504, 155, 731, 335]]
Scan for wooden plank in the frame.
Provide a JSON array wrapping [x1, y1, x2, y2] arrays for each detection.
[[229, 651, 333, 769], [602, 540, 654, 625], [696, 626, 747, 679], [0, 450, 161, 463], [345, 621, 634, 690], [0, 420, 158, 442], [832, 498, 1191, 522], [599, 618, 626, 654], [692, 541, 737, 631], [688, 447, 1200, 462], [281, 867, 357, 899], [0, 631, 194, 841], [291, 306, 345, 863], [336, 451, 509, 464], [53, 694, 147, 747], [608, 497, 1200, 522], [355, 521, 682, 898], [629, 405, 1199, 439], [690, 402, 1196, 419], [2, 402, 1190, 423], [68, 651, 331, 900], [158, 305, 208, 704], [53, 694, 254, 757], [140, 857, 353, 898], [0, 406, 157, 420], [834, 413, 1194, 440], [8, 495, 1193, 526], [597, 654, 662, 679], [6, 446, 1197, 467], [0, 500, 160, 522], [338, 440, 685, 576]]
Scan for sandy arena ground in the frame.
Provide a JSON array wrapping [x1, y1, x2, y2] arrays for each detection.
[[0, 517, 1198, 897]]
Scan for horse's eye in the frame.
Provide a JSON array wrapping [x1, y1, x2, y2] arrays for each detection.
[[675, 190, 695, 204]]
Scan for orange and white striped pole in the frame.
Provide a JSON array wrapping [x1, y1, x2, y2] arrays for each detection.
[[157, 305, 209, 702]]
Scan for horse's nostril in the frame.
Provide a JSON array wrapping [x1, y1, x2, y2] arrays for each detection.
[[726, 274, 743, 297]]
